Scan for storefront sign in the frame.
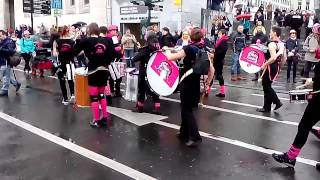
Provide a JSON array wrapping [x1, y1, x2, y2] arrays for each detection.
[[120, 6, 148, 15]]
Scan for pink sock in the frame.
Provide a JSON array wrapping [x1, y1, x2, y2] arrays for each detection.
[[154, 103, 160, 109], [137, 101, 144, 107], [287, 145, 301, 160], [91, 102, 100, 121], [100, 98, 108, 118], [220, 85, 225, 94]]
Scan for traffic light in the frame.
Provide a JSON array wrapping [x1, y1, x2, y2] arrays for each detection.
[[174, 0, 181, 6]]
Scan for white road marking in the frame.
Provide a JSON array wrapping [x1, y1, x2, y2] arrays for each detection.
[[14, 67, 58, 79], [154, 121, 318, 167], [221, 100, 262, 109], [251, 93, 290, 101], [0, 111, 156, 180], [108, 106, 167, 126]]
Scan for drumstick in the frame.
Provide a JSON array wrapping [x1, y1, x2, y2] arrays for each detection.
[[258, 67, 267, 83]]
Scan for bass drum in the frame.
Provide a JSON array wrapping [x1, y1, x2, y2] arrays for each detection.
[[239, 45, 266, 74], [146, 51, 180, 96]]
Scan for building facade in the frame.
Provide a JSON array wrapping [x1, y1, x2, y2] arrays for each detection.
[[0, 0, 14, 30], [291, 0, 315, 11]]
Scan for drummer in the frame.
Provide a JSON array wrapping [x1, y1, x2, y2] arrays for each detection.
[[132, 32, 161, 115], [74, 23, 116, 128], [256, 26, 284, 113], [165, 28, 215, 147], [52, 26, 76, 105], [272, 62, 320, 171]]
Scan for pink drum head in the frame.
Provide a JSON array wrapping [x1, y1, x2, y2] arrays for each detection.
[[146, 51, 179, 96], [239, 45, 265, 74]]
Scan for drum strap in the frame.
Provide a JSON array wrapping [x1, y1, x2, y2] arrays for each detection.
[[180, 69, 193, 83], [87, 66, 109, 75]]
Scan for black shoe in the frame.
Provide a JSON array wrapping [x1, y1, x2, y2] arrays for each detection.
[[151, 108, 162, 115], [114, 92, 122, 97], [274, 102, 283, 111], [252, 78, 258, 81], [16, 83, 21, 92], [176, 132, 188, 142], [216, 93, 225, 97], [272, 153, 296, 168], [185, 139, 202, 147], [89, 120, 101, 128], [132, 106, 143, 113], [293, 79, 297, 84], [316, 163, 320, 171], [106, 96, 112, 105], [256, 108, 271, 112], [99, 117, 109, 127], [0, 90, 8, 96], [311, 129, 320, 140]]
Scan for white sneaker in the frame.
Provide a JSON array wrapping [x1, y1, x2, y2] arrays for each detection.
[[69, 95, 76, 104], [62, 100, 69, 105]]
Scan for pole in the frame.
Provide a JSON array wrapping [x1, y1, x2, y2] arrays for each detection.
[[56, 17, 58, 27], [147, 6, 152, 26], [30, 0, 34, 32]]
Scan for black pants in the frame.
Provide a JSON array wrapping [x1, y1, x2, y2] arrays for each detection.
[[262, 67, 281, 111], [304, 61, 316, 78], [57, 69, 74, 101], [21, 53, 32, 71], [109, 78, 122, 95], [137, 72, 160, 104], [293, 99, 320, 149], [287, 57, 298, 80], [306, 27, 313, 38], [179, 76, 201, 142], [214, 61, 224, 86]]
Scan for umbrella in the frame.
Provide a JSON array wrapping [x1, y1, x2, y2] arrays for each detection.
[[234, 2, 245, 9], [236, 13, 252, 20], [72, 22, 87, 28]]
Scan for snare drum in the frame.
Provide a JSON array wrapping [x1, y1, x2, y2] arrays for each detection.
[[75, 67, 90, 107], [239, 45, 266, 74], [289, 89, 313, 103]]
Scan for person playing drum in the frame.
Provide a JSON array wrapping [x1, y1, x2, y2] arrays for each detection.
[[74, 23, 116, 128], [52, 26, 76, 105], [272, 62, 320, 171], [256, 26, 284, 113], [165, 28, 215, 147], [131, 32, 161, 114]]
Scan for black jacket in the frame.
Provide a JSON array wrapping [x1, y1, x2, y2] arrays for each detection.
[[214, 39, 228, 65], [251, 33, 268, 44], [232, 32, 246, 52], [286, 38, 299, 52], [160, 34, 174, 48], [277, 15, 285, 27]]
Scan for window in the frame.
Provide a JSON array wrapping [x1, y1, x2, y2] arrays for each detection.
[[306, 2, 310, 10], [298, 2, 302, 10], [84, 0, 89, 5], [70, 0, 75, 6]]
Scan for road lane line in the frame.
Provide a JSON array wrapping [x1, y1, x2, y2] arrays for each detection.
[[0, 112, 156, 180], [154, 121, 318, 167], [221, 100, 262, 109], [251, 93, 290, 101]]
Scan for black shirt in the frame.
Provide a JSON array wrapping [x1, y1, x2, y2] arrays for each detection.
[[56, 38, 75, 63], [74, 37, 116, 71]]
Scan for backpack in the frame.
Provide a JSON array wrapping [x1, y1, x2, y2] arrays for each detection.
[[9, 52, 22, 67], [192, 46, 210, 75]]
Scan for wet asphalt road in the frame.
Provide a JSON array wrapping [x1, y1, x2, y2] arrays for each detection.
[[0, 65, 319, 180]]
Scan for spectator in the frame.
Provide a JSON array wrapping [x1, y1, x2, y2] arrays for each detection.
[[121, 29, 140, 68], [0, 30, 21, 96], [173, 30, 181, 45], [290, 9, 304, 39], [211, 19, 222, 43], [284, 10, 294, 27], [276, 10, 286, 27], [251, 25, 268, 81], [20, 30, 36, 73], [241, 18, 251, 39], [266, 3, 273, 20], [231, 25, 246, 81], [254, 11, 264, 26], [221, 16, 232, 33], [160, 27, 174, 48], [253, 21, 266, 36], [274, 8, 280, 23], [286, 29, 300, 83], [152, 24, 162, 41], [176, 31, 190, 47], [303, 23, 320, 78], [305, 14, 319, 38]]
